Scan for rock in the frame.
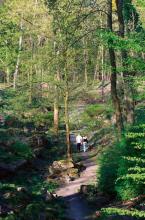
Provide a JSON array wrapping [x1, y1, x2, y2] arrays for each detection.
[[80, 185, 89, 195], [16, 187, 27, 193], [49, 166, 60, 175], [74, 162, 86, 172], [49, 168, 79, 184], [3, 192, 12, 199], [68, 168, 79, 180], [42, 189, 57, 202], [59, 174, 71, 184], [49, 159, 75, 175], [80, 184, 98, 195], [48, 159, 80, 184], [53, 159, 74, 170]]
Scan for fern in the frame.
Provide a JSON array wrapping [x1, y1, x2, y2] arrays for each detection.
[[101, 207, 145, 219]]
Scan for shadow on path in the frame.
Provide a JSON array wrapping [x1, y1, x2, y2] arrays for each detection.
[[56, 151, 98, 220], [65, 193, 93, 220]]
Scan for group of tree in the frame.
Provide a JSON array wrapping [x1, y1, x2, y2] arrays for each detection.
[[0, 0, 145, 219], [0, 0, 144, 156]]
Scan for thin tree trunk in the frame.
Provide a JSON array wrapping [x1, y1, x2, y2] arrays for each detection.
[[53, 41, 60, 136], [116, 0, 135, 124], [63, 49, 71, 159], [28, 65, 33, 104], [6, 67, 10, 84], [54, 70, 60, 136], [101, 45, 105, 102], [54, 100, 59, 135], [5, 41, 10, 84], [64, 89, 71, 159], [83, 38, 88, 85], [100, 12, 105, 101], [13, 19, 23, 89], [107, 0, 124, 134], [93, 47, 99, 83]]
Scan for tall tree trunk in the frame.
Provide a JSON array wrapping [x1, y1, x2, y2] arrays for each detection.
[[54, 70, 60, 136], [100, 12, 105, 101], [5, 41, 10, 84], [63, 49, 71, 159], [93, 47, 99, 83], [101, 45, 105, 102], [53, 41, 60, 136], [29, 65, 32, 104], [64, 89, 71, 159], [54, 100, 59, 135], [107, 0, 124, 134], [116, 0, 135, 124], [13, 18, 23, 89], [83, 38, 88, 85], [6, 67, 10, 84]]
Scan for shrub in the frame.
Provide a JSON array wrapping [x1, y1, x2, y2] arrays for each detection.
[[116, 123, 145, 200], [97, 139, 126, 196], [11, 141, 33, 159]]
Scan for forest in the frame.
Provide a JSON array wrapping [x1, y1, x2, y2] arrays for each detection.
[[0, 0, 145, 219]]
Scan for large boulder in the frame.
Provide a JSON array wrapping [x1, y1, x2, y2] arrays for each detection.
[[49, 159, 74, 175], [48, 159, 80, 184], [68, 168, 79, 180]]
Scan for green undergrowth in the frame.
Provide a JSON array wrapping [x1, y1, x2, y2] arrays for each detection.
[[100, 208, 145, 220], [97, 107, 145, 219], [0, 156, 66, 220]]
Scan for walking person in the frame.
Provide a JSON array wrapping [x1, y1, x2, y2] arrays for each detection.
[[76, 134, 83, 152], [82, 135, 88, 152]]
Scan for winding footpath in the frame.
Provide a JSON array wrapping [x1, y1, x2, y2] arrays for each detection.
[[56, 152, 98, 220]]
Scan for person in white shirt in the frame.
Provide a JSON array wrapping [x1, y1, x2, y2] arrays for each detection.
[[76, 134, 83, 152]]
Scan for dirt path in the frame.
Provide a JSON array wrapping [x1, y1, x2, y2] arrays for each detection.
[[56, 152, 98, 220]]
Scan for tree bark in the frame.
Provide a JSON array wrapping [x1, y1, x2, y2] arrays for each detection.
[[116, 0, 135, 124], [53, 41, 60, 136], [13, 18, 23, 89], [64, 89, 71, 159], [83, 38, 88, 85], [54, 100, 59, 135], [53, 70, 60, 136], [63, 48, 71, 159], [101, 45, 105, 102], [107, 0, 124, 134]]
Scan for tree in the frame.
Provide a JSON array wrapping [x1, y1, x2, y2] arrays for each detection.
[[107, 0, 124, 134], [116, 0, 135, 124]]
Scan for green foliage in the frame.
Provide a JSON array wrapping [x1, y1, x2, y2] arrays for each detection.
[[11, 141, 33, 159], [0, 170, 66, 220], [123, 0, 142, 32], [116, 123, 145, 200], [98, 120, 145, 200], [101, 207, 145, 219], [31, 111, 53, 128], [97, 139, 125, 196], [80, 103, 113, 132]]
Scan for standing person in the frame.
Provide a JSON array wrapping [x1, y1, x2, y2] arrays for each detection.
[[82, 135, 88, 152], [76, 134, 83, 152]]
